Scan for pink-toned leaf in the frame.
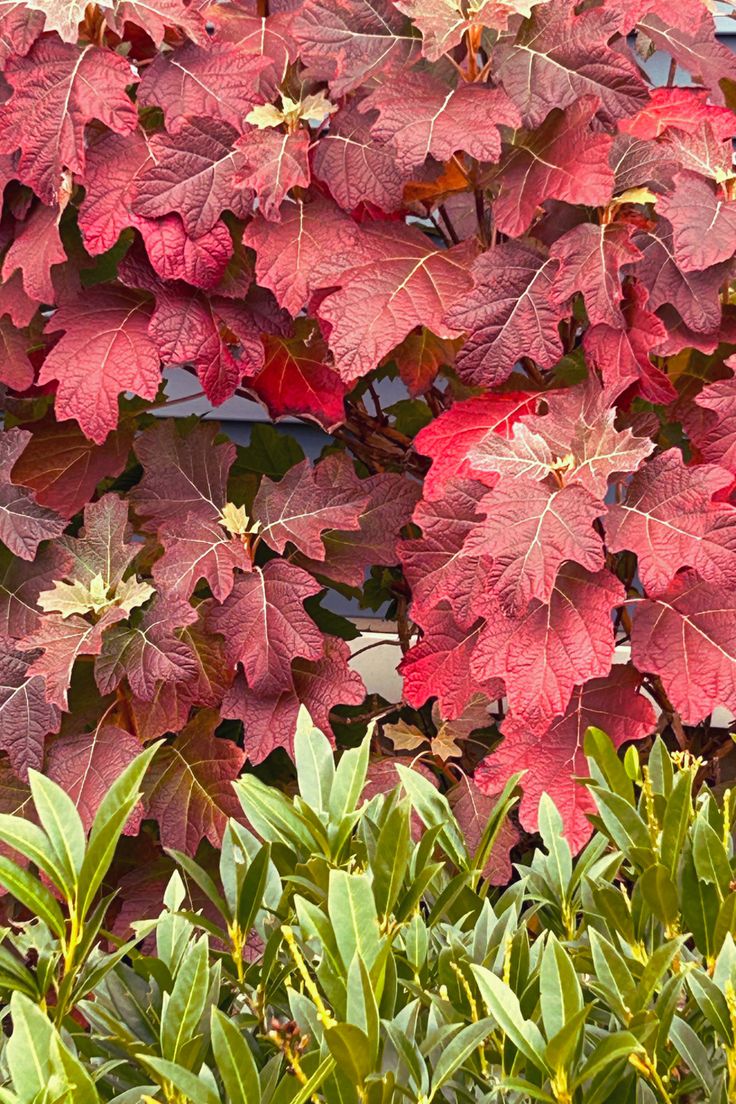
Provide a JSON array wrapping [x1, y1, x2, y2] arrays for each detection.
[[449, 773, 519, 884], [0, 428, 66, 561], [95, 596, 198, 701], [362, 76, 520, 171], [493, 0, 647, 128], [312, 99, 408, 213], [465, 479, 605, 613], [619, 87, 736, 140], [153, 513, 250, 602], [0, 643, 60, 780], [1, 201, 65, 303], [658, 171, 736, 273], [143, 709, 246, 854], [494, 97, 614, 238], [39, 287, 160, 445], [131, 419, 235, 529], [476, 666, 654, 850], [140, 217, 233, 291], [235, 126, 310, 222], [46, 724, 143, 832], [249, 327, 348, 428], [0, 39, 137, 205], [551, 222, 642, 327], [446, 242, 564, 388], [206, 560, 322, 692], [631, 571, 736, 725], [132, 118, 252, 237], [472, 564, 623, 731]]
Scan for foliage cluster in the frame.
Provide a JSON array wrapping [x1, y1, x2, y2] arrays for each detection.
[[0, 723, 735, 1104], [4, 0, 736, 861]]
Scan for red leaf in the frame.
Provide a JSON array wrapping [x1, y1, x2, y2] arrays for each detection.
[[694, 376, 736, 475], [249, 326, 348, 428], [1, 201, 65, 303], [153, 513, 250, 602], [140, 217, 233, 291], [0, 543, 69, 641], [10, 414, 133, 519], [296, 459, 420, 587], [550, 222, 642, 328], [401, 605, 502, 718], [472, 564, 623, 731], [22, 613, 108, 711], [605, 449, 732, 594], [494, 0, 647, 128], [244, 195, 362, 316], [494, 97, 614, 238], [137, 42, 271, 133], [207, 560, 322, 692], [477, 667, 654, 850], [583, 281, 675, 404], [38, 288, 161, 445], [0, 2, 44, 64], [105, 0, 207, 46], [312, 99, 408, 213], [399, 479, 489, 630], [465, 479, 605, 614], [253, 457, 367, 559], [235, 127, 310, 222], [631, 571, 736, 725], [362, 76, 520, 171], [143, 709, 246, 854], [639, 6, 736, 101], [318, 224, 475, 383], [46, 724, 143, 832], [395, 0, 537, 62], [414, 391, 537, 500], [619, 87, 736, 140], [658, 171, 736, 273], [446, 242, 564, 387], [95, 596, 198, 701], [77, 129, 152, 255], [0, 38, 137, 204], [292, 0, 416, 96], [131, 420, 235, 530], [132, 118, 252, 237], [632, 218, 731, 335], [0, 428, 66, 561], [222, 635, 365, 762], [0, 316, 34, 392], [0, 643, 60, 780]]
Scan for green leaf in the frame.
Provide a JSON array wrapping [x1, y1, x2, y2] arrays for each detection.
[[329, 735, 370, 823], [395, 764, 466, 869], [584, 727, 634, 803], [236, 424, 304, 478], [589, 789, 652, 865], [136, 1056, 220, 1104], [539, 934, 582, 1042], [6, 992, 54, 1099], [0, 816, 67, 893], [236, 842, 272, 936], [538, 794, 572, 899], [471, 965, 547, 1071], [639, 863, 679, 927], [693, 817, 732, 895], [28, 771, 85, 890], [294, 708, 335, 814], [688, 970, 733, 1044], [670, 1015, 714, 1092], [211, 1008, 260, 1104], [372, 799, 411, 918], [346, 955, 379, 1063], [78, 743, 159, 916], [572, 1031, 643, 1089], [235, 774, 314, 850], [325, 1024, 373, 1085], [659, 770, 693, 877], [328, 870, 381, 972], [0, 855, 66, 937], [160, 937, 210, 1063], [429, 1018, 494, 1099]]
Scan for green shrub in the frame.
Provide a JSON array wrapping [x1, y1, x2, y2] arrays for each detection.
[[0, 717, 734, 1103]]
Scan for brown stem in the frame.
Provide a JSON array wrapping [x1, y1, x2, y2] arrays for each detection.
[[438, 205, 460, 244]]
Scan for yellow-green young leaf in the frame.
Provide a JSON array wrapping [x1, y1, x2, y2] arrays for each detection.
[[50, 1034, 99, 1104], [470, 966, 548, 1071], [639, 863, 679, 927], [325, 1024, 373, 1085], [544, 1007, 588, 1075], [328, 870, 381, 972], [211, 1008, 260, 1104], [160, 937, 210, 1063]]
